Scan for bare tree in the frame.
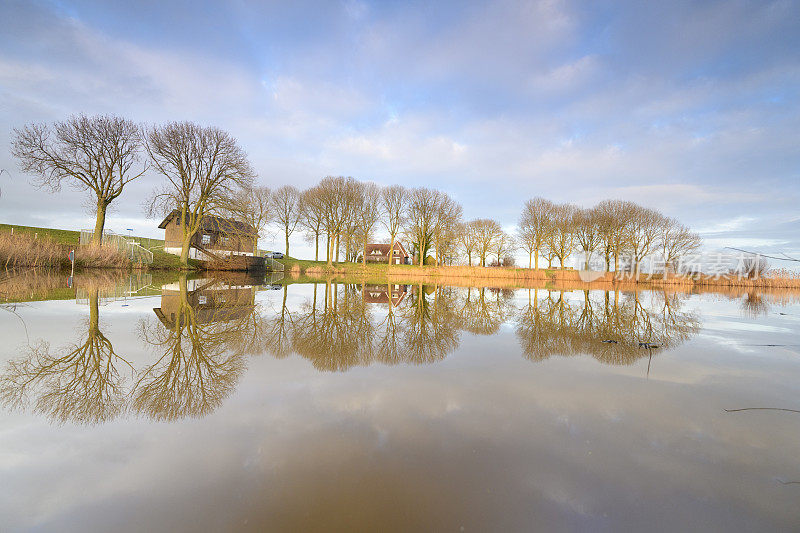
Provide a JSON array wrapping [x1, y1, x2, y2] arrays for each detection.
[[225, 185, 271, 254], [145, 122, 255, 267], [317, 176, 359, 265], [547, 203, 578, 268], [354, 182, 382, 265], [432, 192, 463, 266], [270, 185, 301, 257], [12, 115, 146, 245], [595, 199, 634, 271], [628, 205, 665, 276], [660, 218, 701, 273], [459, 221, 479, 266], [492, 231, 516, 266], [405, 187, 441, 266], [518, 197, 555, 269], [381, 185, 407, 265], [574, 207, 602, 270], [299, 186, 326, 261], [471, 218, 502, 267]]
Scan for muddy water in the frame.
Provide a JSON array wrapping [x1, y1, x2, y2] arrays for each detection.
[[1, 272, 799, 531]]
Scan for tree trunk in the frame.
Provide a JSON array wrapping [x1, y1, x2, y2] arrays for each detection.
[[180, 229, 193, 268], [92, 201, 108, 245], [362, 237, 367, 266], [88, 287, 99, 333], [314, 233, 319, 262], [389, 234, 395, 266], [284, 227, 290, 257], [326, 234, 331, 265], [534, 250, 539, 270], [335, 235, 340, 263]]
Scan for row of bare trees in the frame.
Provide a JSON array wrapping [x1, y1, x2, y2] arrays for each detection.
[[269, 178, 464, 266], [267, 180, 701, 272], [12, 114, 702, 271], [517, 198, 702, 273]]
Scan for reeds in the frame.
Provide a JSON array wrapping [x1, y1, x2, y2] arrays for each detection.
[[0, 231, 133, 270], [0, 232, 66, 269], [0, 268, 127, 303]]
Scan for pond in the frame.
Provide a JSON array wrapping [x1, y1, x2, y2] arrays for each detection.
[[1, 271, 799, 531]]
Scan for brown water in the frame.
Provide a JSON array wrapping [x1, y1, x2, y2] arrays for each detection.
[[1, 272, 799, 531]]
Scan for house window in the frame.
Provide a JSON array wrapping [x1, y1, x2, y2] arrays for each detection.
[[198, 295, 207, 305], [201, 234, 211, 245]]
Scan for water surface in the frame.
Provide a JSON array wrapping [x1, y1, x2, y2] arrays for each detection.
[[1, 272, 799, 531]]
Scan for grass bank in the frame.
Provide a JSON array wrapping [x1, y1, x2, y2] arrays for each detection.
[[0, 223, 189, 271]]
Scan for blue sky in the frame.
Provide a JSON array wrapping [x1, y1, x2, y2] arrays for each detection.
[[1, 0, 798, 260]]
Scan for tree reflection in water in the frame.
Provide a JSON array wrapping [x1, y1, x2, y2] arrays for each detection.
[[515, 288, 700, 366], [1, 276, 706, 424], [134, 275, 256, 420], [0, 286, 131, 424], [288, 282, 699, 371]]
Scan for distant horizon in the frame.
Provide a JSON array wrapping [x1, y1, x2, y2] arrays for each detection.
[[1, 0, 798, 265]]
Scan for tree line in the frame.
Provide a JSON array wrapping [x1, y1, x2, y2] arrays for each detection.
[[11, 114, 701, 270]]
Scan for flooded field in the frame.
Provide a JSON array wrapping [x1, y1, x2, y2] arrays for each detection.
[[1, 272, 800, 531]]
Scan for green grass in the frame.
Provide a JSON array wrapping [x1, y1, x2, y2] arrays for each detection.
[[0, 223, 81, 245]]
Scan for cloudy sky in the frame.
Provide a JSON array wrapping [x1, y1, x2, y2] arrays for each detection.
[[1, 0, 798, 260]]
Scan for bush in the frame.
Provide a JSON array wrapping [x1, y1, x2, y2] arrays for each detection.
[[424, 255, 436, 266]]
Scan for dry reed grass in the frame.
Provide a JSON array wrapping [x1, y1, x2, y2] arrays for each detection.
[[0, 232, 133, 270], [300, 262, 800, 300], [0, 268, 127, 303]]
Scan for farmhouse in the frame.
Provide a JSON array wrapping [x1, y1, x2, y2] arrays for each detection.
[[158, 210, 257, 261], [364, 242, 410, 265], [362, 283, 408, 307]]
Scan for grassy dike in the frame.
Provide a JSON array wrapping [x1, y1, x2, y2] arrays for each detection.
[[0, 223, 190, 270]]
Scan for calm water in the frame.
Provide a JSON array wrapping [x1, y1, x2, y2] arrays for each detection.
[[1, 272, 799, 532]]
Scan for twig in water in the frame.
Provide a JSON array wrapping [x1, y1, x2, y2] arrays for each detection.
[[724, 408, 800, 414]]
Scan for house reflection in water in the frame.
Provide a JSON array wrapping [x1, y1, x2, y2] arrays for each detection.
[[361, 283, 408, 307], [154, 278, 257, 328]]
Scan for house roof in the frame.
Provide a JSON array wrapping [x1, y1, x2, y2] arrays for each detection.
[[365, 241, 409, 257], [158, 210, 257, 236]]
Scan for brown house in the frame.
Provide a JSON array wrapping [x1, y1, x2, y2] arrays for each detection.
[[158, 210, 258, 261], [362, 283, 408, 307], [364, 242, 409, 265]]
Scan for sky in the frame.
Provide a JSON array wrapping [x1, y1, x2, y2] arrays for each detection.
[[0, 0, 798, 262]]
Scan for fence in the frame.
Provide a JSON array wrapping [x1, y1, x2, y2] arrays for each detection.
[[80, 229, 154, 265], [265, 256, 284, 272], [76, 273, 156, 305]]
